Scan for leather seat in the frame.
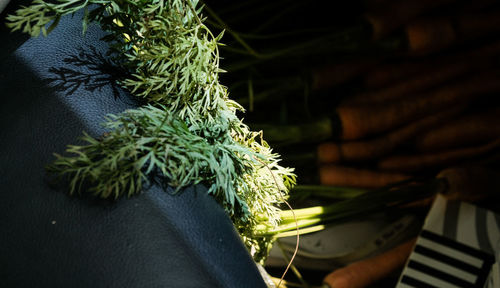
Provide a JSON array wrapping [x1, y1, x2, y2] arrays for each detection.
[[0, 3, 266, 287]]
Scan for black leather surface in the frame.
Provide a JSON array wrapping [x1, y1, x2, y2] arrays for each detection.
[[0, 5, 266, 288]]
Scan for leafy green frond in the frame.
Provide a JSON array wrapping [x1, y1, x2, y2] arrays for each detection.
[[8, 0, 296, 263]]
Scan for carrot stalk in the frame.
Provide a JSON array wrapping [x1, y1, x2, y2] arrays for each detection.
[[319, 165, 410, 188], [318, 105, 464, 162], [337, 70, 500, 140], [323, 238, 417, 288], [378, 139, 500, 172]]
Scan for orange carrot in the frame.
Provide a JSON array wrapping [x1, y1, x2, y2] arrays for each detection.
[[337, 70, 500, 140], [405, 17, 456, 55], [362, 60, 430, 89], [398, 195, 436, 209], [415, 107, 500, 152], [378, 139, 500, 172], [454, 0, 498, 13], [405, 10, 500, 55], [438, 165, 500, 203], [363, 0, 456, 40], [311, 59, 379, 91], [456, 10, 500, 41], [314, 35, 500, 96], [349, 40, 500, 105], [323, 238, 417, 288], [318, 105, 464, 163], [346, 61, 472, 105], [319, 165, 410, 188]]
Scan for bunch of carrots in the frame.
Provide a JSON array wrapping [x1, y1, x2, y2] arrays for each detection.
[[311, 0, 500, 192], [207, 0, 500, 287]]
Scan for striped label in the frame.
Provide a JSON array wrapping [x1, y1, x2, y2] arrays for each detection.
[[399, 230, 494, 287], [397, 195, 499, 288]]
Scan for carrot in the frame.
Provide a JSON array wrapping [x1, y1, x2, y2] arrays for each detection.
[[337, 70, 500, 140], [415, 107, 500, 152], [438, 165, 500, 203], [362, 60, 430, 89], [398, 195, 436, 209], [456, 10, 500, 41], [378, 138, 500, 172], [349, 40, 500, 105], [345, 61, 472, 105], [405, 10, 500, 55], [406, 17, 456, 55], [454, 0, 498, 13], [362, 39, 500, 90], [323, 238, 417, 288], [311, 59, 379, 91], [314, 34, 500, 96], [318, 105, 464, 163], [319, 165, 410, 188], [363, 0, 456, 40]]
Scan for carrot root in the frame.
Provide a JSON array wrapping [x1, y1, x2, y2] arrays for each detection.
[[318, 105, 464, 163], [323, 238, 417, 288], [319, 165, 410, 188], [379, 139, 500, 172]]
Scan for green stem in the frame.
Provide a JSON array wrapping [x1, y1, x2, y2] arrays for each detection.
[[270, 179, 444, 235], [291, 185, 368, 199], [274, 225, 326, 238], [202, 3, 260, 58], [253, 1, 304, 33], [250, 117, 333, 145]]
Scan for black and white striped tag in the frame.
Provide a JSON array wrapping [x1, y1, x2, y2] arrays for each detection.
[[396, 195, 499, 288], [399, 230, 494, 287]]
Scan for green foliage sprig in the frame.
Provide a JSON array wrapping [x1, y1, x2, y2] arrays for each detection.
[[7, 0, 296, 262]]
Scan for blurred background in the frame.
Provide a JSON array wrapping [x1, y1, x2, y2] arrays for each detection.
[[205, 0, 500, 286]]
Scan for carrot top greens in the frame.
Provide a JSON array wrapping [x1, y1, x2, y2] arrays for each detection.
[[6, 0, 295, 263]]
